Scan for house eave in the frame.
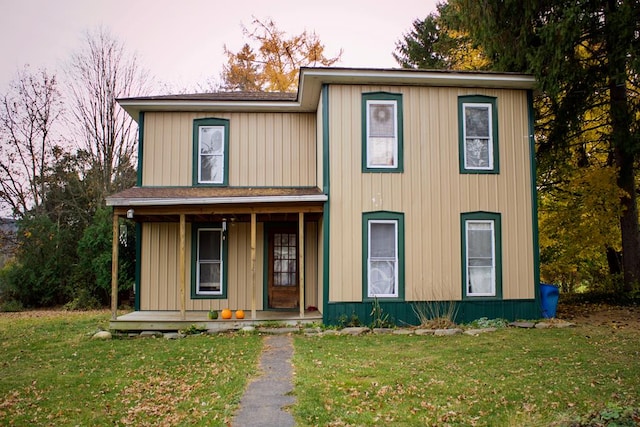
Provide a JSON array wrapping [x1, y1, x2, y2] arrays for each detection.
[[106, 194, 328, 207]]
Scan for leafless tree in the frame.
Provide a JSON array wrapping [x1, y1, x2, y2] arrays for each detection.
[[66, 27, 152, 201], [0, 66, 63, 217]]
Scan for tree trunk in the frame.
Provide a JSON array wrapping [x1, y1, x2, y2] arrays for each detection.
[[614, 143, 640, 291], [607, 0, 640, 292]]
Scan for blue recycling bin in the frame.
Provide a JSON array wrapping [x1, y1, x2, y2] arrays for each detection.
[[539, 283, 559, 318]]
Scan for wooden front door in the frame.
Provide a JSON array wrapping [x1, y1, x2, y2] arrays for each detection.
[[267, 226, 299, 309]]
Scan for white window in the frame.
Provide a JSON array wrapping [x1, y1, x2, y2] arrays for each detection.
[[366, 100, 398, 168], [367, 220, 398, 298], [463, 103, 493, 170], [198, 126, 225, 184], [196, 228, 223, 295], [465, 220, 496, 296]]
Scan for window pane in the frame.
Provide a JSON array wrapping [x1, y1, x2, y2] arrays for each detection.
[[466, 220, 495, 296], [370, 222, 396, 258], [199, 262, 221, 292], [288, 260, 297, 274], [468, 229, 492, 258], [200, 127, 224, 154], [368, 219, 398, 297], [465, 106, 490, 138], [468, 266, 492, 294], [369, 260, 396, 295], [199, 125, 224, 183], [465, 138, 490, 168], [369, 103, 395, 137], [368, 138, 396, 167], [199, 230, 221, 261], [200, 155, 223, 183]]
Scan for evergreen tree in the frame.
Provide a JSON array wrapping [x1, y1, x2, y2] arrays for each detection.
[[450, 0, 640, 292]]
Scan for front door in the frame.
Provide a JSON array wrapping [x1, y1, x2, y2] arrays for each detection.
[[267, 226, 299, 309]]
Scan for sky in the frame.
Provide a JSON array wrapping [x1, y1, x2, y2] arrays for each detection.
[[0, 0, 438, 94]]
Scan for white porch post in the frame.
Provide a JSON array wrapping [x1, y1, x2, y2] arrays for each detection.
[[299, 212, 305, 318], [179, 214, 186, 320], [250, 212, 257, 320], [111, 212, 119, 320]]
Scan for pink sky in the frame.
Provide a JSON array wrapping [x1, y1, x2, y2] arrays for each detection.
[[0, 0, 438, 94]]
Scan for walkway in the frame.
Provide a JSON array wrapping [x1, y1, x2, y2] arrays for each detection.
[[231, 335, 296, 427]]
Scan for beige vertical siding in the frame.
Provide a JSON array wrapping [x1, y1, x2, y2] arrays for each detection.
[[141, 112, 317, 187], [327, 85, 534, 302], [316, 218, 324, 312], [139, 221, 319, 311], [316, 91, 324, 191]]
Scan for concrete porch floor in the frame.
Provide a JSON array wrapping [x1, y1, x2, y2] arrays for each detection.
[[109, 309, 323, 331]]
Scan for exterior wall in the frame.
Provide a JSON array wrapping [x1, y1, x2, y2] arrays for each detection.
[[141, 112, 317, 187], [316, 91, 324, 191], [326, 85, 534, 303], [139, 221, 320, 311]]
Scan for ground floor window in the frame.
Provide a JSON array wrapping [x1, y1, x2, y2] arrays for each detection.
[[192, 223, 227, 298], [362, 211, 404, 300], [461, 212, 502, 299]]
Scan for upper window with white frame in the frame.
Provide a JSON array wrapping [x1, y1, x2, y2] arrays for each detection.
[[362, 92, 403, 172], [461, 212, 502, 299], [458, 95, 499, 174], [362, 211, 405, 300], [193, 118, 229, 186]]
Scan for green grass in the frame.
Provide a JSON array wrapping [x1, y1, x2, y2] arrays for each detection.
[[0, 311, 262, 426], [2, 311, 639, 426], [293, 327, 640, 426]]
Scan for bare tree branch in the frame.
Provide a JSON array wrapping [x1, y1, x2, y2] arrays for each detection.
[[66, 27, 152, 201], [0, 66, 63, 217]]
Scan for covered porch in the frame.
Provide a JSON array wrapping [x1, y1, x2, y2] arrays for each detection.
[[107, 187, 326, 330]]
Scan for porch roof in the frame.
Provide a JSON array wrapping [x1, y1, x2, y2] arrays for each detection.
[[106, 186, 327, 207]]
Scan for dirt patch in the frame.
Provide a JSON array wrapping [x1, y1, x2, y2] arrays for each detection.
[[556, 302, 640, 329]]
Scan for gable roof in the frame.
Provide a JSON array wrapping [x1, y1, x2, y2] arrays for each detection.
[[117, 67, 536, 119]]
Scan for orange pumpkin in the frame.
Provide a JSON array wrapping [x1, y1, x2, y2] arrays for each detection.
[[235, 310, 245, 319], [221, 308, 232, 319]]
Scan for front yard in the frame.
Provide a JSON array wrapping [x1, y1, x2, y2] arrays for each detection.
[[0, 309, 638, 426]]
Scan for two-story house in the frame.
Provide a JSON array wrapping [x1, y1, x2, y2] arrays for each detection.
[[107, 67, 540, 330]]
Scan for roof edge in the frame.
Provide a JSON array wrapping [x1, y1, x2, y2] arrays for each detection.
[[118, 67, 536, 118]]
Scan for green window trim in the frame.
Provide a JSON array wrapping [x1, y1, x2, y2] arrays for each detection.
[[362, 211, 405, 301], [461, 211, 502, 300], [191, 222, 228, 299], [362, 92, 404, 173], [458, 95, 499, 174], [192, 118, 230, 186]]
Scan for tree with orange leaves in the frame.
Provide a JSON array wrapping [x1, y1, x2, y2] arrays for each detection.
[[221, 18, 342, 93]]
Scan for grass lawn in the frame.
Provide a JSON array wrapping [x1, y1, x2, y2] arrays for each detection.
[[0, 311, 262, 426], [1, 311, 639, 426], [293, 326, 640, 426]]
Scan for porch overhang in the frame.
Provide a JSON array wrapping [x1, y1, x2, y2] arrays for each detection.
[[106, 186, 327, 208], [106, 186, 326, 220], [107, 186, 325, 322]]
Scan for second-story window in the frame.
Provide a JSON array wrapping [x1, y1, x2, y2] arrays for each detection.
[[193, 118, 229, 186], [362, 92, 403, 172], [458, 95, 499, 174]]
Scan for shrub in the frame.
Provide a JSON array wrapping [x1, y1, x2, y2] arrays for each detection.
[[0, 299, 24, 312], [411, 299, 459, 329]]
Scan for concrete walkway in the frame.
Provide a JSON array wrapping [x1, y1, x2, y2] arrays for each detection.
[[231, 335, 296, 427]]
